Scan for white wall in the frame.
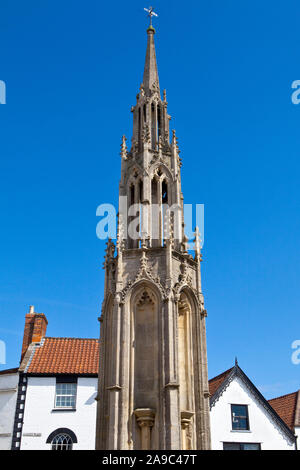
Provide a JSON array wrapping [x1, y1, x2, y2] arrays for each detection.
[[210, 376, 295, 450], [21, 376, 97, 450], [0, 372, 18, 450]]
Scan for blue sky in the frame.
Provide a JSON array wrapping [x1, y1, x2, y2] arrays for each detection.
[[0, 0, 299, 398]]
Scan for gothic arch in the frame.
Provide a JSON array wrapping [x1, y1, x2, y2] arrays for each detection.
[[178, 286, 199, 311], [120, 252, 167, 303], [124, 162, 144, 187], [149, 162, 173, 182], [101, 294, 114, 444], [130, 279, 163, 311], [177, 289, 194, 406], [46, 428, 77, 444], [129, 281, 162, 449], [177, 287, 197, 449]]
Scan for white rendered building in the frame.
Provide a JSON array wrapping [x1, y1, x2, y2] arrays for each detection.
[[209, 361, 297, 450], [20, 374, 98, 450], [11, 307, 99, 450], [0, 368, 19, 450], [1, 307, 297, 450]]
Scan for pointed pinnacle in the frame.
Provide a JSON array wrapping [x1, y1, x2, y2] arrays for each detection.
[[143, 25, 160, 95], [120, 135, 127, 159]]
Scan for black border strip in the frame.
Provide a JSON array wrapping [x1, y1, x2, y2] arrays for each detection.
[[11, 373, 27, 450]]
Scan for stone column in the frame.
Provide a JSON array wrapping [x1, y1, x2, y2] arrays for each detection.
[[199, 309, 211, 450], [107, 298, 122, 449], [134, 409, 155, 450], [163, 299, 181, 449], [193, 301, 211, 450], [134, 182, 139, 248], [158, 178, 162, 247], [154, 102, 158, 149], [141, 175, 150, 243]]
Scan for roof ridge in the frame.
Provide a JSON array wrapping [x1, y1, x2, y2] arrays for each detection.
[[44, 337, 98, 341]]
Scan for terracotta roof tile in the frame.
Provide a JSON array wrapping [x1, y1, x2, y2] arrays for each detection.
[[268, 391, 299, 431], [209, 367, 233, 396], [27, 337, 99, 375]]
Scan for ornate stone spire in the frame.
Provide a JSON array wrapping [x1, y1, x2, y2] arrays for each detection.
[[96, 14, 211, 451], [143, 25, 160, 95]]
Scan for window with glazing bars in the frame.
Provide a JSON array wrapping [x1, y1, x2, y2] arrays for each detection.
[[51, 433, 73, 450], [55, 383, 77, 408], [231, 404, 249, 430]]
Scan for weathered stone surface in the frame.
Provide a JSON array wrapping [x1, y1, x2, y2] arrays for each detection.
[[96, 26, 211, 450]]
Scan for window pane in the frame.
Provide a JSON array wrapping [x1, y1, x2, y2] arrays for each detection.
[[242, 443, 260, 450], [55, 382, 77, 408], [224, 442, 260, 451], [223, 443, 240, 450], [231, 405, 249, 430], [51, 433, 73, 450], [232, 417, 248, 430], [232, 405, 247, 418]]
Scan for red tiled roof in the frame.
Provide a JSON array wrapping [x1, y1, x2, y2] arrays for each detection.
[[268, 391, 299, 431], [209, 367, 233, 396], [27, 337, 99, 375]]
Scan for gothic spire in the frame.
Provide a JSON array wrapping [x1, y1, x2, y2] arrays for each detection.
[[143, 26, 160, 95]]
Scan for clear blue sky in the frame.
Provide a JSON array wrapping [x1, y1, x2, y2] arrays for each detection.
[[0, 0, 299, 398]]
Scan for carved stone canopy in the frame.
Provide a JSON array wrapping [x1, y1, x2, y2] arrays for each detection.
[[134, 408, 155, 428], [180, 410, 194, 429]]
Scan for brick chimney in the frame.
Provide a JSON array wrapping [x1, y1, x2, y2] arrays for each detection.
[[21, 306, 48, 362]]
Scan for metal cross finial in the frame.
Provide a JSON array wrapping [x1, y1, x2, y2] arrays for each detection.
[[144, 6, 158, 27]]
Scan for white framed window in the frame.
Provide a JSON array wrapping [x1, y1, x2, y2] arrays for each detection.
[[231, 404, 250, 431], [223, 442, 260, 450], [55, 382, 77, 408], [51, 432, 73, 450], [47, 428, 77, 450]]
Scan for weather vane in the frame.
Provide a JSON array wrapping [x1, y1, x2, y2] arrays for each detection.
[[144, 6, 158, 27]]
